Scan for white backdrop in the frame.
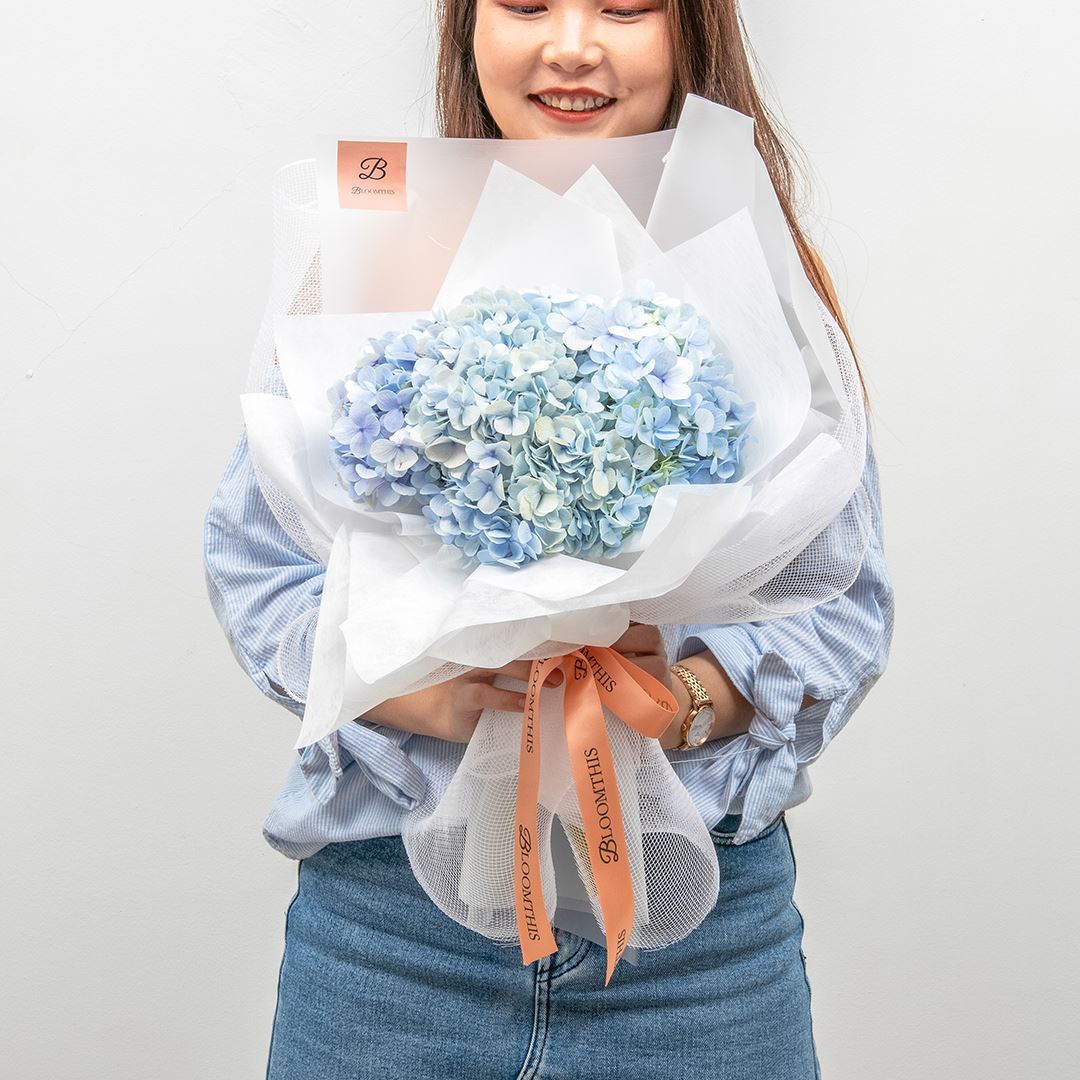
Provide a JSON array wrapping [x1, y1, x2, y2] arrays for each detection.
[[2, 2, 1077, 1077]]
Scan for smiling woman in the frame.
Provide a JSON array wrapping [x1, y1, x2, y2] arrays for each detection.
[[473, 0, 675, 137], [197, 1, 896, 1077]]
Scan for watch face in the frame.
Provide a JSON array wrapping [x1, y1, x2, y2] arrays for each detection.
[[688, 705, 715, 746]]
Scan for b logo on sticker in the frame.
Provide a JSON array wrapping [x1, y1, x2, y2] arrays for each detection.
[[337, 141, 408, 211], [357, 156, 388, 181]]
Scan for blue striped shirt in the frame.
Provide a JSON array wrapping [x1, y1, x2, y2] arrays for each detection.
[[203, 426, 894, 855]]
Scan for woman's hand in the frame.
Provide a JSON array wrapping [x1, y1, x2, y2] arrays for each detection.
[[607, 621, 675, 696], [357, 660, 564, 743], [606, 622, 687, 749], [608, 622, 761, 750], [361, 621, 768, 749]]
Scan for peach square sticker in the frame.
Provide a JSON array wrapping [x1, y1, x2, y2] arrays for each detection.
[[336, 141, 408, 211]]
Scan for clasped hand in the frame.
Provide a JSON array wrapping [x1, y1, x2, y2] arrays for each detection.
[[359, 623, 675, 744]]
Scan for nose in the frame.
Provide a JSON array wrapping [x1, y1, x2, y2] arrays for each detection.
[[539, 12, 604, 73]]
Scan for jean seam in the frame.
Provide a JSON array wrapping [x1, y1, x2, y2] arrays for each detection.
[[784, 821, 822, 1080], [265, 860, 302, 1080], [516, 955, 552, 1080], [549, 934, 591, 979]]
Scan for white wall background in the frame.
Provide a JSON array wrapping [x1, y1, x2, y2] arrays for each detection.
[[2, 1, 1076, 1076]]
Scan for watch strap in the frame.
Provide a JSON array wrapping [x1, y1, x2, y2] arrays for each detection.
[[670, 663, 713, 750], [670, 663, 710, 708]]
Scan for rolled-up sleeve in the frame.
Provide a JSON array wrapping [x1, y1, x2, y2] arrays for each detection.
[[202, 429, 427, 810], [672, 431, 896, 843]]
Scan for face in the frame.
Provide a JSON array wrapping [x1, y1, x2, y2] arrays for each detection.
[[473, 1, 674, 139]]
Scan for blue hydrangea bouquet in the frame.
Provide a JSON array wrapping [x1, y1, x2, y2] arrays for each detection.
[[239, 95, 872, 961], [326, 279, 756, 569]]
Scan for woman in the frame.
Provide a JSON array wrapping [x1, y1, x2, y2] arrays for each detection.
[[203, 2, 894, 1076]]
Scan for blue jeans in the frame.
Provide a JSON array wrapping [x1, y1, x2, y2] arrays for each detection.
[[266, 812, 820, 1079]]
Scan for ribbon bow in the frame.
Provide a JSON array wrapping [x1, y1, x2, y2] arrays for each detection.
[[513, 645, 677, 986], [732, 651, 804, 843]]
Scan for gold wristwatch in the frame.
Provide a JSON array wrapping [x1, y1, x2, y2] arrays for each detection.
[[669, 663, 716, 750]]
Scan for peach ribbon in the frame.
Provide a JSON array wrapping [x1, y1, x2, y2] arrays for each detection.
[[513, 645, 678, 986]]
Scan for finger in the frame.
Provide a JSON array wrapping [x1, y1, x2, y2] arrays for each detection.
[[465, 682, 531, 714]]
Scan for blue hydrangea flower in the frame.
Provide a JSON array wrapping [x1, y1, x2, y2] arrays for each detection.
[[327, 280, 756, 568]]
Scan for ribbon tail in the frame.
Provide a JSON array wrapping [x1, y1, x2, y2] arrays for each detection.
[[513, 657, 561, 966], [563, 653, 636, 986]]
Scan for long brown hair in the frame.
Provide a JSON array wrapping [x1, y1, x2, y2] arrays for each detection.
[[432, 0, 869, 410]]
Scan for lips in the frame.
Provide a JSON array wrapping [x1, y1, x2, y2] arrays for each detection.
[[528, 95, 616, 123]]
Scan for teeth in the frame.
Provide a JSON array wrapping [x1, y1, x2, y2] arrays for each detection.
[[537, 93, 613, 111]]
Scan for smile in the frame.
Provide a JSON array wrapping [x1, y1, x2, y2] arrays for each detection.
[[528, 94, 616, 123]]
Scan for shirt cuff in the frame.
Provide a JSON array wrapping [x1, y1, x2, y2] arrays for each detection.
[[674, 623, 883, 844], [295, 723, 428, 810]]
